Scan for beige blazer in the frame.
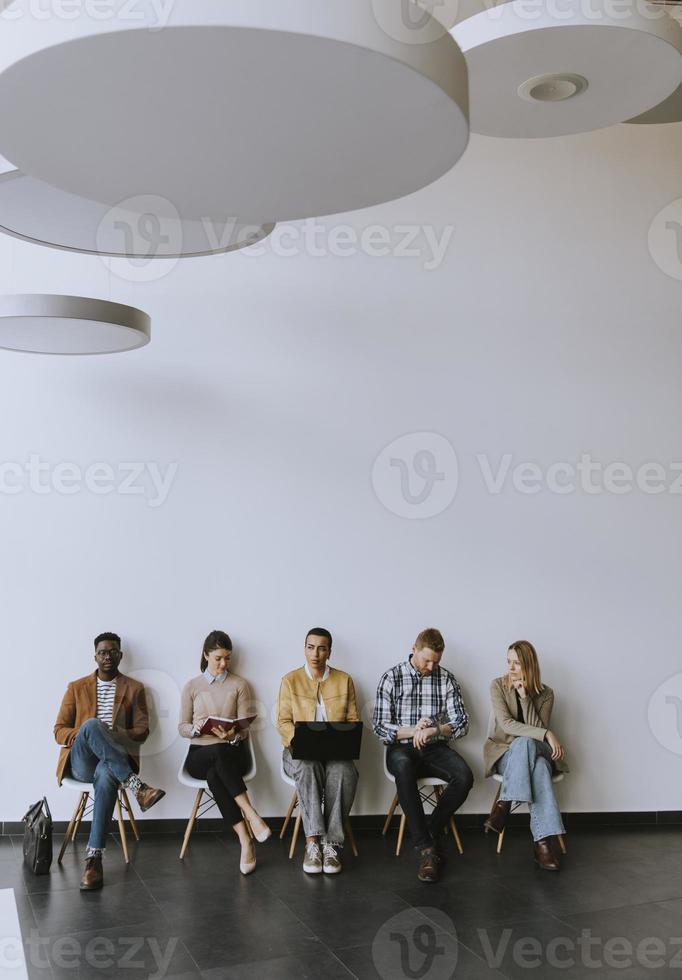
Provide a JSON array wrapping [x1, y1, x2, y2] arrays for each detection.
[[484, 675, 569, 778]]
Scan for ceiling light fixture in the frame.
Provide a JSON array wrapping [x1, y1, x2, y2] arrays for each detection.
[[0, 295, 150, 355], [451, 0, 682, 137], [0, 171, 275, 257], [0, 0, 470, 222]]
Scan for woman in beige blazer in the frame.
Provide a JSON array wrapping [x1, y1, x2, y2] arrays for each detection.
[[484, 640, 569, 871]]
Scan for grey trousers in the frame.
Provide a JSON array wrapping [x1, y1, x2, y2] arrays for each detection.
[[283, 748, 358, 845]]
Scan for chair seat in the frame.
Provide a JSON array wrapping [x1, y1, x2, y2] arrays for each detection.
[[493, 772, 565, 784], [61, 776, 96, 792]]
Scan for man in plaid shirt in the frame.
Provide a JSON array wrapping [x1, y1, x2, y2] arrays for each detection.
[[372, 628, 473, 882]]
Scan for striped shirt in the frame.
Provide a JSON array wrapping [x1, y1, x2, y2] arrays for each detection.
[[96, 676, 117, 730], [372, 658, 469, 745]]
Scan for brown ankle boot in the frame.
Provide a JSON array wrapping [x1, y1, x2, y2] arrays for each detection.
[[417, 847, 441, 883], [80, 855, 103, 890], [534, 837, 560, 871], [484, 799, 511, 834], [135, 783, 166, 812]]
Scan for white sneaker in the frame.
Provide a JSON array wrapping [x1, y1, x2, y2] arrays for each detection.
[[303, 841, 323, 874], [322, 842, 342, 874]]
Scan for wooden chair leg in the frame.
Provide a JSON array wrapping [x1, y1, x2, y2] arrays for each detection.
[[345, 819, 359, 858], [58, 797, 82, 864], [289, 811, 302, 860], [496, 827, 506, 854], [280, 792, 297, 840], [382, 794, 399, 836], [396, 813, 406, 856], [450, 817, 464, 855], [558, 834, 567, 854], [180, 789, 203, 860], [71, 792, 88, 841], [120, 789, 140, 841], [115, 797, 130, 864]]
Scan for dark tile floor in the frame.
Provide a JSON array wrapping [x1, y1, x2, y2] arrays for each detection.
[[3, 825, 682, 979]]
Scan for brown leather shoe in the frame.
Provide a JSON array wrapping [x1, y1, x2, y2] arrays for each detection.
[[534, 837, 561, 871], [417, 847, 441, 883], [80, 855, 103, 890], [135, 783, 166, 812], [484, 799, 512, 834]]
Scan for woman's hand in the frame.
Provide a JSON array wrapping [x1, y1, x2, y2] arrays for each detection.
[[511, 676, 527, 699], [211, 725, 238, 741], [545, 730, 565, 762]]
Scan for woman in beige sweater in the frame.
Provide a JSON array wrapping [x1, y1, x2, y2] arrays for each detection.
[[178, 630, 270, 875], [484, 640, 569, 871]]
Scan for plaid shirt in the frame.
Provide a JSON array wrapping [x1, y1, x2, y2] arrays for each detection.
[[372, 657, 469, 745]]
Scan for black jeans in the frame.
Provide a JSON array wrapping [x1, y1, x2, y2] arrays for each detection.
[[387, 741, 474, 850], [185, 742, 250, 829]]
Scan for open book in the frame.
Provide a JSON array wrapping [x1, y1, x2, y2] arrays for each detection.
[[197, 715, 257, 737]]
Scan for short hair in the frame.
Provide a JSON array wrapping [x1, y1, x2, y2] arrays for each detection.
[[201, 630, 233, 672], [94, 632, 121, 650], [414, 628, 444, 654], [305, 627, 332, 649]]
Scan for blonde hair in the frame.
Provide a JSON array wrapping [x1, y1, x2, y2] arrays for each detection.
[[505, 640, 543, 696]]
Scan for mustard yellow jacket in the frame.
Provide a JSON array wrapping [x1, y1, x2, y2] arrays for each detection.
[[276, 666, 360, 747]]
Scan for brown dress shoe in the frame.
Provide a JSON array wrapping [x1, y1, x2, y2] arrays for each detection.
[[417, 847, 441, 883], [534, 837, 560, 871], [135, 783, 166, 812], [80, 855, 103, 890], [484, 799, 512, 835]]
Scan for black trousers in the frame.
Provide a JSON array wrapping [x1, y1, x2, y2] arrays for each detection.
[[386, 741, 474, 850], [185, 741, 250, 829]]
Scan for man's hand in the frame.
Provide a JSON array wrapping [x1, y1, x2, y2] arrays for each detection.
[[413, 725, 438, 749], [416, 717, 433, 730]]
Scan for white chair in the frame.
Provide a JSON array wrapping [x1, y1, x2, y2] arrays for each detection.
[[57, 775, 138, 865], [279, 756, 359, 860], [381, 749, 464, 856], [486, 709, 567, 855], [178, 736, 257, 859]]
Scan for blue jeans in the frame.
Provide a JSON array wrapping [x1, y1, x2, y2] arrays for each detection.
[[68, 718, 134, 850], [495, 736, 565, 842]]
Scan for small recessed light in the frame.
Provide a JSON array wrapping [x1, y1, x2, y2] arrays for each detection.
[[518, 74, 589, 103]]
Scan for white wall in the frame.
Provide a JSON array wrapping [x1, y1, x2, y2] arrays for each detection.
[[2, 121, 682, 823]]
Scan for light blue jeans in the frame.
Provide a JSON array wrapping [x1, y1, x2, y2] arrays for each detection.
[[68, 718, 134, 850], [495, 736, 565, 842]]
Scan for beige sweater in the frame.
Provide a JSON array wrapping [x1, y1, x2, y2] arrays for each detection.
[[178, 672, 254, 746]]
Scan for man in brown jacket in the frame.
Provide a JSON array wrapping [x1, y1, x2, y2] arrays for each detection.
[[54, 632, 165, 891]]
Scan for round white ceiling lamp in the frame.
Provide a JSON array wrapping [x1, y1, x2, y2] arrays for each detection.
[[0, 0, 469, 223], [0, 295, 150, 355], [0, 171, 276, 257], [451, 0, 682, 137]]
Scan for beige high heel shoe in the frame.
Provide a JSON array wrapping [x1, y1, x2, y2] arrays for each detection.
[[240, 839, 256, 875], [247, 817, 272, 844]]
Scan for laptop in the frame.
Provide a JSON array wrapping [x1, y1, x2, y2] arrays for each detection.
[[290, 722, 363, 761]]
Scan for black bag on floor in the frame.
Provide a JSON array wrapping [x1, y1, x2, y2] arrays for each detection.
[[22, 797, 53, 875]]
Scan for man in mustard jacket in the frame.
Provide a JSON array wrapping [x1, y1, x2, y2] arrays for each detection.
[[54, 632, 165, 891], [276, 627, 359, 875]]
